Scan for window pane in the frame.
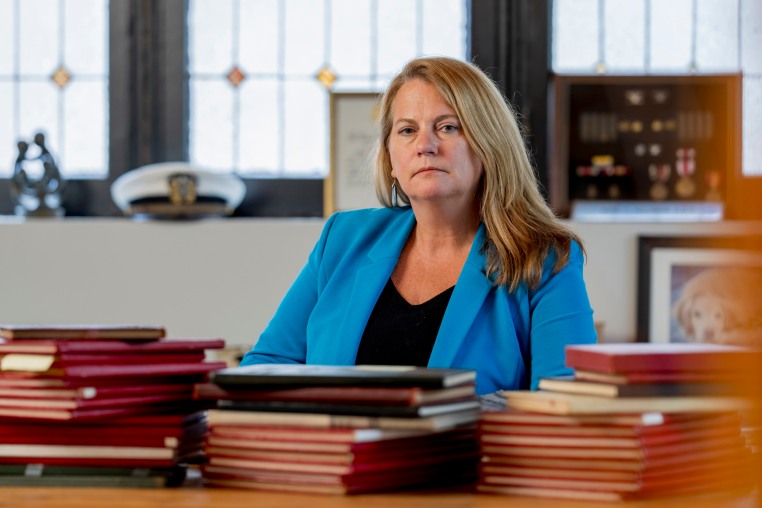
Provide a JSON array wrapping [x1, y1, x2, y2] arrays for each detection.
[[604, 0, 645, 73], [742, 0, 762, 74], [743, 77, 762, 176], [649, 0, 693, 72], [283, 80, 325, 175], [19, 0, 59, 75], [552, 0, 599, 73], [63, 81, 107, 174], [190, 79, 235, 170], [331, 0, 372, 78], [188, 0, 234, 75], [376, 0, 417, 78], [65, 0, 107, 75], [0, 82, 12, 176], [0, 0, 13, 76], [239, 0, 279, 75], [696, 0, 739, 72], [19, 81, 59, 153], [239, 79, 280, 173], [422, 0, 467, 58], [283, 0, 325, 75]]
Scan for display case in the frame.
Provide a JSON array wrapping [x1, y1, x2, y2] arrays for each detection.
[[549, 75, 741, 220]]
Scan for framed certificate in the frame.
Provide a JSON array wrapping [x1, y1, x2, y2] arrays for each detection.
[[325, 92, 382, 216]]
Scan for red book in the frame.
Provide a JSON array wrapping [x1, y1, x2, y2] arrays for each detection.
[[0, 402, 209, 421], [0, 353, 205, 372], [0, 338, 225, 354], [0, 361, 227, 379], [0, 392, 193, 410], [0, 382, 196, 400], [0, 374, 210, 388], [0, 324, 166, 341], [565, 343, 759, 374]]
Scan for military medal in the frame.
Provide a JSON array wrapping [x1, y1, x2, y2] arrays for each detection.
[[705, 169, 722, 201], [648, 163, 670, 200], [675, 148, 696, 198]]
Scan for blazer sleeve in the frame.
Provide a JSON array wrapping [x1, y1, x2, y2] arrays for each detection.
[[239, 213, 338, 365], [527, 241, 597, 389]]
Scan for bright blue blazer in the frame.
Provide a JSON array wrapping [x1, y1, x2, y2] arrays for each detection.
[[241, 207, 597, 394]]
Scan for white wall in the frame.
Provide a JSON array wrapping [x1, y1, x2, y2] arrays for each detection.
[[0, 217, 758, 351]]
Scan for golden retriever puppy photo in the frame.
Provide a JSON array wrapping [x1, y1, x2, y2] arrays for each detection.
[[672, 267, 762, 346]]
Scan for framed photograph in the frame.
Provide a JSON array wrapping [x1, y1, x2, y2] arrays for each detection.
[[636, 235, 762, 344], [324, 92, 382, 216]]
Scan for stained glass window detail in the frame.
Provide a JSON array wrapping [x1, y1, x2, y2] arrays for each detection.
[[188, 0, 469, 177], [0, 0, 109, 179], [552, 0, 760, 176]]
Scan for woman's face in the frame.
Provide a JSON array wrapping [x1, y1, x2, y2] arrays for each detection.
[[388, 79, 483, 209]]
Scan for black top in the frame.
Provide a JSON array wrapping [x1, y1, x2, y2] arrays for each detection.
[[355, 277, 455, 367]]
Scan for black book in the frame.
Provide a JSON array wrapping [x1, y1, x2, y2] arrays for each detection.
[[210, 364, 476, 389], [216, 398, 480, 417]]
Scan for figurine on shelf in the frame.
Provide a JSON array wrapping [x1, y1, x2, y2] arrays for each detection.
[[11, 132, 66, 217]]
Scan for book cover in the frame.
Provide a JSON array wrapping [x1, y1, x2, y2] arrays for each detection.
[[0, 392, 195, 410], [0, 402, 209, 422], [573, 369, 749, 384], [210, 364, 476, 389], [215, 399, 480, 417], [537, 375, 741, 398], [0, 324, 166, 341], [0, 338, 225, 354], [207, 408, 481, 431], [0, 382, 196, 400], [0, 374, 210, 389], [193, 382, 476, 406], [501, 390, 749, 415], [0, 464, 187, 488], [0, 352, 205, 372], [565, 343, 759, 374], [206, 425, 428, 445], [0, 361, 227, 379]]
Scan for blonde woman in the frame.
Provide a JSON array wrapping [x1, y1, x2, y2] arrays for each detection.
[[242, 57, 596, 394]]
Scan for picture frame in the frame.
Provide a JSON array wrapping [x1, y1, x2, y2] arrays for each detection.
[[636, 235, 762, 344], [324, 92, 382, 217]]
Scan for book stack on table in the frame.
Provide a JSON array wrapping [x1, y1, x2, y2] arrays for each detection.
[[478, 343, 760, 502], [195, 364, 482, 494], [0, 324, 227, 487]]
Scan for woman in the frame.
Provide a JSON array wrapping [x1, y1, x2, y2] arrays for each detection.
[[241, 57, 597, 394]]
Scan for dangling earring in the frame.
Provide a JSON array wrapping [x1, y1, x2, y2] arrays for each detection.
[[391, 180, 398, 207]]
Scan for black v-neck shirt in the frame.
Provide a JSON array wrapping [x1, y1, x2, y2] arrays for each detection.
[[355, 277, 455, 367]]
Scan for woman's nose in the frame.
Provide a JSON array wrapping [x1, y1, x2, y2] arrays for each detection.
[[416, 130, 438, 156]]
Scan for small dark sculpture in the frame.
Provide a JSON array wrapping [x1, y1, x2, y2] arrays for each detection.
[[11, 132, 65, 217]]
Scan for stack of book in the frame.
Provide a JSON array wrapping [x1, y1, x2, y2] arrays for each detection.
[[195, 364, 482, 494], [0, 324, 227, 487], [478, 343, 759, 502]]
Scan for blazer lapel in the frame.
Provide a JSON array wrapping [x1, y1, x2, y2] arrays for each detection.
[[329, 210, 417, 364], [428, 224, 493, 368]]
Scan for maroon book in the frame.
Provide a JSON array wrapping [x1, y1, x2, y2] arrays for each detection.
[[0, 382, 196, 400], [0, 338, 225, 354], [0, 361, 227, 379], [0, 392, 194, 410], [565, 343, 760, 374]]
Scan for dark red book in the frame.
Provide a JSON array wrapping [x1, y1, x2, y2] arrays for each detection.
[[0, 401, 210, 421], [565, 343, 760, 374], [0, 382, 196, 400], [0, 392, 194, 410], [0, 324, 166, 341], [0, 361, 227, 379], [193, 382, 476, 406], [0, 374, 210, 388], [0, 338, 225, 354], [0, 353, 205, 372]]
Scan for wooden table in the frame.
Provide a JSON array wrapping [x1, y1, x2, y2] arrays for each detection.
[[0, 485, 755, 508]]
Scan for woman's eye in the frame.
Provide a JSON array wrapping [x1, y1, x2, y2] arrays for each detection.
[[399, 127, 414, 135], [440, 124, 458, 133]]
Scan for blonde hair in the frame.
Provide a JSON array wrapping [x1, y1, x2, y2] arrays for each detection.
[[373, 56, 583, 290]]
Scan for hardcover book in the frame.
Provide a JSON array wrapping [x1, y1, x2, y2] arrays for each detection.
[[0, 338, 225, 354], [215, 399, 480, 417], [193, 383, 476, 406], [0, 361, 227, 379], [537, 375, 741, 398], [564, 343, 759, 374], [0, 324, 166, 341], [210, 364, 476, 389], [501, 390, 749, 415], [207, 408, 481, 431], [0, 353, 205, 372]]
